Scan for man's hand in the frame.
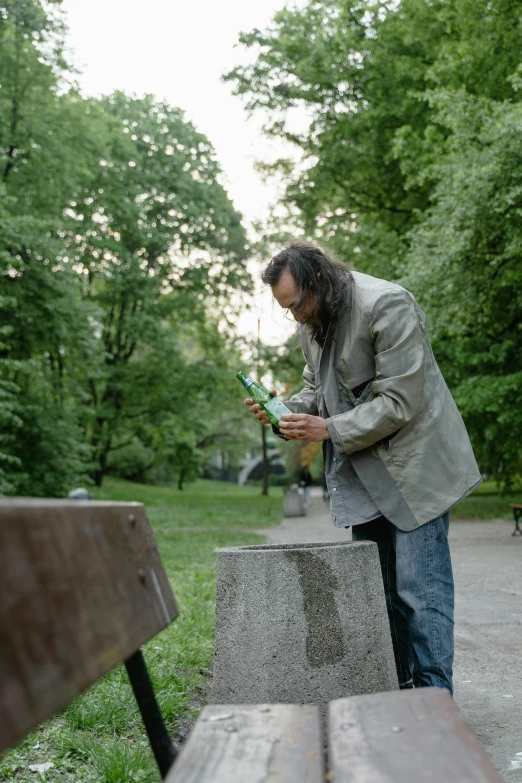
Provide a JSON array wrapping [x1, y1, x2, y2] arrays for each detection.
[[244, 390, 278, 426], [278, 413, 331, 442]]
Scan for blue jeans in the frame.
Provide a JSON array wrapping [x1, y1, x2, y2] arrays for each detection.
[[352, 512, 454, 693]]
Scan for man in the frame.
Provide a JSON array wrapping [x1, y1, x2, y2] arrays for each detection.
[[244, 242, 481, 694], [298, 465, 313, 506]]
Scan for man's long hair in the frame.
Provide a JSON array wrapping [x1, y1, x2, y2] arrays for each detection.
[[262, 242, 352, 343]]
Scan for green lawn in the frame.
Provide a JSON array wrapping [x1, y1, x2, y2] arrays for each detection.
[[1, 478, 283, 783], [451, 479, 522, 520]]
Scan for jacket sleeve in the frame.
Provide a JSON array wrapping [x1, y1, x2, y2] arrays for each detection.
[[326, 289, 425, 455], [284, 362, 320, 416]]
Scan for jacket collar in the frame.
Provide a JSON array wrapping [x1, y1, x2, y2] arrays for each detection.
[[317, 276, 354, 416]]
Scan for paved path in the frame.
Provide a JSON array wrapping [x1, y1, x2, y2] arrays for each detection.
[[255, 490, 522, 782]]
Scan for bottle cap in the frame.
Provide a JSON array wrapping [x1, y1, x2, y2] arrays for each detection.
[[236, 371, 253, 389]]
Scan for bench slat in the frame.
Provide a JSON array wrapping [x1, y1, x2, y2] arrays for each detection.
[[0, 500, 178, 752], [328, 687, 501, 782], [167, 704, 324, 782]]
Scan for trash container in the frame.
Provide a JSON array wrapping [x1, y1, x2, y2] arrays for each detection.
[[283, 483, 306, 517]]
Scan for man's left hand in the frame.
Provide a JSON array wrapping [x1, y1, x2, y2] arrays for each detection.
[[278, 413, 331, 441]]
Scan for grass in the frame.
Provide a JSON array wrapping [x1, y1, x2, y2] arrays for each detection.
[[0, 478, 283, 783], [451, 479, 522, 520], [91, 477, 284, 529]]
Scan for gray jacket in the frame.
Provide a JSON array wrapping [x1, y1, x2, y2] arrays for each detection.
[[285, 271, 481, 531]]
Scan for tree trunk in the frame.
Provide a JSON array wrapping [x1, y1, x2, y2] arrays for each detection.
[[93, 443, 110, 487], [261, 424, 269, 496], [89, 377, 122, 486], [3, 18, 21, 183]]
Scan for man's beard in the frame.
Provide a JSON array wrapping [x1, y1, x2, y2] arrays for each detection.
[[301, 302, 335, 344]]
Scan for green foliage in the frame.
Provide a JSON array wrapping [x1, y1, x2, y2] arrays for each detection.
[[0, 0, 253, 495], [403, 90, 522, 482], [0, 195, 97, 495], [106, 438, 155, 484], [0, 371, 22, 494], [0, 1, 105, 495], [261, 334, 308, 397], [155, 431, 205, 491], [225, 0, 434, 275], [60, 90, 251, 486], [226, 0, 522, 271], [227, 0, 522, 485]]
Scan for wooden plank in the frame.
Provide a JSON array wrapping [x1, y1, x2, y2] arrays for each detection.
[[167, 704, 324, 783], [328, 687, 501, 782], [509, 504, 522, 509], [0, 500, 178, 752]]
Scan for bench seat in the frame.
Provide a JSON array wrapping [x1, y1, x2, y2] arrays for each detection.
[[328, 687, 501, 782], [167, 704, 324, 782]]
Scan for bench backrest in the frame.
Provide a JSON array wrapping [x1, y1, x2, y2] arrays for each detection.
[[0, 499, 178, 753]]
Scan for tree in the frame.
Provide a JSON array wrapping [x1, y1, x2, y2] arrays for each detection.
[[62, 92, 250, 484], [403, 87, 522, 483], [0, 1, 109, 495], [224, 0, 439, 276], [108, 315, 258, 490], [225, 0, 522, 276], [227, 0, 522, 485], [0, 0, 254, 495]]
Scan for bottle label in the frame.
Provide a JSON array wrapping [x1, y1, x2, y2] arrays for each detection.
[[264, 397, 291, 424]]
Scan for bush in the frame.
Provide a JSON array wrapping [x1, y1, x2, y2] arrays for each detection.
[[107, 439, 155, 484]]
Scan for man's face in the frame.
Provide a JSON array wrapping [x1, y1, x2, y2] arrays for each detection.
[[271, 268, 315, 323]]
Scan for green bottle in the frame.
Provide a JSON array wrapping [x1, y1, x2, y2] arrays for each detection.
[[236, 371, 292, 428]]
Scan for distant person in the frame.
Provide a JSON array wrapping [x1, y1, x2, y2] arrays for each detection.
[[298, 466, 313, 506], [320, 471, 329, 503], [244, 242, 481, 695]]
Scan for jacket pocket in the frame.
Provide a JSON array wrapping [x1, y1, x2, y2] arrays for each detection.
[[383, 408, 436, 467], [351, 378, 374, 406]]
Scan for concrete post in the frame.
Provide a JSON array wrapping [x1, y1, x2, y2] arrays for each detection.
[[211, 541, 398, 713], [283, 486, 306, 517]]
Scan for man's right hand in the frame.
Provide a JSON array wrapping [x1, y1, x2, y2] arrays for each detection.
[[244, 390, 277, 426]]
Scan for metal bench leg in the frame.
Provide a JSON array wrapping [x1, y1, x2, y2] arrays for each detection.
[[513, 509, 522, 537], [125, 649, 178, 779]]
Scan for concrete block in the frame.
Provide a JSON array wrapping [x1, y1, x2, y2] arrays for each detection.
[[68, 487, 92, 500], [211, 541, 397, 716], [283, 487, 306, 517]]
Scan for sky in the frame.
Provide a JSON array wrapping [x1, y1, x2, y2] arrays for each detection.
[[61, 0, 302, 345]]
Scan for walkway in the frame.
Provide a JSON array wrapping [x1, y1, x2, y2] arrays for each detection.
[[254, 489, 522, 782]]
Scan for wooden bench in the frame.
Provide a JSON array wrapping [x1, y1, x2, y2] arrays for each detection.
[[168, 703, 324, 781], [509, 504, 522, 536], [0, 499, 179, 777], [167, 689, 501, 782], [328, 688, 501, 783], [0, 500, 503, 782]]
